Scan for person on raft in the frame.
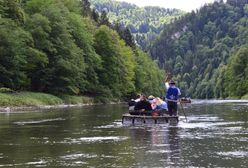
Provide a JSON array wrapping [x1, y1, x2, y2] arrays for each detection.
[[165, 80, 181, 116], [134, 94, 152, 112]]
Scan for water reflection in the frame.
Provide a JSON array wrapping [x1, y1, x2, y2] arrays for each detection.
[[128, 125, 181, 167], [0, 101, 248, 167]]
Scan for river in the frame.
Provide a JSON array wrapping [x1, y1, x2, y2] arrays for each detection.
[[0, 100, 247, 167]]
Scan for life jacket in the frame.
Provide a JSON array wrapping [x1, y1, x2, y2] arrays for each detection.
[[166, 87, 179, 101]]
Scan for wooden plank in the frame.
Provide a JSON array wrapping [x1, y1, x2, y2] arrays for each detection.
[[122, 113, 179, 125]]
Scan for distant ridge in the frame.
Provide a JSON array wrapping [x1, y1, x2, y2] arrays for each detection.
[[90, 0, 184, 51], [150, 0, 248, 99]]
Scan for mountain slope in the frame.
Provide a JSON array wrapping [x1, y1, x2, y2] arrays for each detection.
[[89, 0, 184, 51], [150, 0, 248, 98]]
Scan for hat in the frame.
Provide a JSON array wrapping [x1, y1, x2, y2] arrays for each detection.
[[169, 80, 175, 84], [148, 95, 155, 100]]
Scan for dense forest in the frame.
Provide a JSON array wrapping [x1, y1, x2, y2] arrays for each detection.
[[89, 0, 184, 51], [0, 0, 165, 100], [150, 0, 248, 99]]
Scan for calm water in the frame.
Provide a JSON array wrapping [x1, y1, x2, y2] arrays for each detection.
[[0, 100, 248, 167]]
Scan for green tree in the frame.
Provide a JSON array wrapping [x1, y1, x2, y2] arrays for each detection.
[[80, 0, 91, 17], [0, 19, 46, 89], [99, 10, 111, 27], [94, 25, 120, 97], [68, 13, 102, 94], [2, 0, 25, 24], [115, 36, 136, 96], [225, 45, 248, 97], [91, 8, 99, 22], [25, 0, 86, 94], [0, 0, 4, 17]]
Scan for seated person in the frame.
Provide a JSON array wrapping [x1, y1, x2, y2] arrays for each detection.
[[129, 95, 152, 115], [128, 99, 136, 111], [156, 97, 168, 111], [135, 94, 141, 102], [151, 97, 168, 116], [148, 95, 155, 104], [134, 95, 152, 111]]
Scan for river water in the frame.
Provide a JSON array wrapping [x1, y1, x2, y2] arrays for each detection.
[[0, 100, 247, 167]]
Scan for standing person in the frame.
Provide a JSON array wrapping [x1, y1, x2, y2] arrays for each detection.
[[165, 80, 181, 116]]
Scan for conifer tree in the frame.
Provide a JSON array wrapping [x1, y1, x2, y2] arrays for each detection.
[[80, 0, 91, 17]]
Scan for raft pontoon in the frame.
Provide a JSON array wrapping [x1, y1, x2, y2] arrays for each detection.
[[122, 113, 179, 125]]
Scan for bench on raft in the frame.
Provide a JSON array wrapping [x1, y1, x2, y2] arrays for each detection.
[[122, 110, 179, 125]]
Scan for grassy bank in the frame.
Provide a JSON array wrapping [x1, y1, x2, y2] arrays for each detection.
[[0, 92, 95, 107], [241, 94, 248, 99]]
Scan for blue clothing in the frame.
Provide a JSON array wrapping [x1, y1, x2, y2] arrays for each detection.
[[157, 101, 168, 110], [166, 86, 180, 101]]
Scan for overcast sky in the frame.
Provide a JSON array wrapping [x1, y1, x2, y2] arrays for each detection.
[[115, 0, 219, 12]]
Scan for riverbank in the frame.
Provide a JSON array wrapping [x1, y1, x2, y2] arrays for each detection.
[[0, 91, 118, 112], [241, 94, 248, 99]]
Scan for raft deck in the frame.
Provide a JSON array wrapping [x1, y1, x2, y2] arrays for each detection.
[[122, 113, 179, 125]]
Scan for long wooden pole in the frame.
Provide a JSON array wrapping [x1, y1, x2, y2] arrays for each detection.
[[179, 100, 187, 122]]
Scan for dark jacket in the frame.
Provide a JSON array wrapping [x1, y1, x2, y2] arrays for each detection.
[[134, 100, 152, 111]]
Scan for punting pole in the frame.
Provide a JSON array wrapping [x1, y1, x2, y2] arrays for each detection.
[[179, 100, 187, 122]]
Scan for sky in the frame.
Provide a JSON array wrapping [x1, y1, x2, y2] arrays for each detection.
[[115, 0, 219, 12]]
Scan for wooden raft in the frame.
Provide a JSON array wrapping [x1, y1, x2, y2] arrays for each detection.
[[122, 113, 179, 125]]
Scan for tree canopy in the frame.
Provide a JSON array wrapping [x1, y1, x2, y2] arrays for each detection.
[[150, 1, 248, 99], [0, 0, 164, 100], [90, 0, 184, 51]]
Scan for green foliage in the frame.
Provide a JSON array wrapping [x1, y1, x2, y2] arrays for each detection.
[[241, 93, 248, 99], [151, 1, 248, 98], [219, 45, 248, 98], [80, 0, 91, 17], [113, 23, 135, 48], [0, 92, 63, 106], [0, 0, 164, 102], [0, 91, 98, 107], [59, 94, 94, 104], [67, 13, 101, 93], [0, 87, 14, 93], [133, 49, 164, 97], [90, 0, 184, 50], [99, 10, 111, 27], [94, 25, 136, 97], [25, 0, 86, 94], [0, 0, 4, 17], [1, 0, 25, 24], [0, 18, 42, 89]]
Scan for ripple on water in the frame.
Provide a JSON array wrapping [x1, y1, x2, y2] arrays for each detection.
[[192, 100, 248, 104], [217, 151, 248, 158], [93, 121, 123, 129], [60, 136, 129, 144], [187, 116, 222, 122], [25, 160, 48, 165], [13, 118, 65, 125], [60, 153, 97, 160], [60, 161, 88, 167], [146, 149, 170, 154], [178, 120, 245, 129], [0, 160, 48, 167]]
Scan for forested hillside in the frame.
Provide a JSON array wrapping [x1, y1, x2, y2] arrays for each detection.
[[150, 0, 248, 99], [89, 0, 184, 51], [0, 0, 164, 100]]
